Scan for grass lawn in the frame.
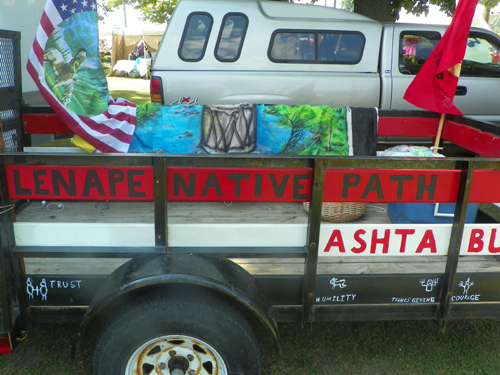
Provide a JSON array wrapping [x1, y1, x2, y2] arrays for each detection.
[[1, 318, 500, 374], [108, 88, 150, 105], [104, 64, 151, 105]]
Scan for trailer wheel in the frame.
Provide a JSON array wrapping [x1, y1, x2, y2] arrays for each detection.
[[93, 288, 261, 375]]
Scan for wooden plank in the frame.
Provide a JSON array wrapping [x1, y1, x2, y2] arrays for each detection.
[[14, 201, 500, 255], [442, 119, 500, 158], [15, 221, 500, 256], [15, 201, 389, 224], [16, 201, 156, 224], [15, 200, 500, 275], [22, 256, 500, 276], [23, 147, 86, 153], [24, 258, 129, 275], [22, 114, 72, 135], [378, 115, 439, 137]]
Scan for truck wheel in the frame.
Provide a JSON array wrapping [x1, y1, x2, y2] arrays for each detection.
[[93, 287, 261, 375]]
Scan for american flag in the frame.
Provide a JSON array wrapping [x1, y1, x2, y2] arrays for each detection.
[[27, 0, 136, 153]]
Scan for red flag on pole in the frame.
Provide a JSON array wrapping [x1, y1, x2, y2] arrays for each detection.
[[404, 0, 479, 116]]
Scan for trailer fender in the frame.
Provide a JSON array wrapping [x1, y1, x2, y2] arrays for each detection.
[[74, 253, 280, 354]]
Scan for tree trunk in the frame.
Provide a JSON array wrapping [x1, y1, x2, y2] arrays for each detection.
[[353, 0, 392, 23], [483, 7, 491, 24]]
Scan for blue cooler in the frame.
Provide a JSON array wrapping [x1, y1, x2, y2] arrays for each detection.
[[387, 203, 479, 224]]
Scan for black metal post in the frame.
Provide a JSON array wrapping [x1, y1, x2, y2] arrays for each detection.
[[302, 159, 325, 324], [437, 160, 474, 330], [153, 157, 168, 251], [0, 154, 24, 349]]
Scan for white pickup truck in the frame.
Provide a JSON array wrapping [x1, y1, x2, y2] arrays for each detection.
[[151, 0, 500, 123]]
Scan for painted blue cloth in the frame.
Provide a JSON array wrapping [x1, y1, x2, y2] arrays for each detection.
[[129, 103, 353, 156], [130, 103, 203, 154]]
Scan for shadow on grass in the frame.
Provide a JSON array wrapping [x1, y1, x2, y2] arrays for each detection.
[[2, 319, 496, 375]]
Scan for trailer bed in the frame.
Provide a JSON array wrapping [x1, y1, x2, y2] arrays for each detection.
[[15, 201, 500, 276]]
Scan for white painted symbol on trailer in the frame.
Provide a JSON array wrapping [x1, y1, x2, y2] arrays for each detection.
[[452, 278, 480, 302], [420, 278, 439, 292], [330, 277, 347, 289], [26, 277, 48, 301], [458, 277, 474, 294]]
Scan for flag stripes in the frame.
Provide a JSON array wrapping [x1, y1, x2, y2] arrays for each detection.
[[27, 0, 136, 153]]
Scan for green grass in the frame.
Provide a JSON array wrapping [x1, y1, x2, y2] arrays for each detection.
[[2, 319, 500, 374], [102, 65, 112, 77], [104, 63, 151, 105], [262, 320, 500, 374], [108, 89, 150, 105]]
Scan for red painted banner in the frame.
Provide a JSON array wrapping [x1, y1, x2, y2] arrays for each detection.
[[7, 166, 154, 201], [324, 169, 461, 203], [167, 167, 312, 201], [6, 166, 313, 202], [7, 165, 500, 203]]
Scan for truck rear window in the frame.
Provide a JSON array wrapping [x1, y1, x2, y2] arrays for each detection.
[[399, 31, 441, 75], [268, 30, 364, 64], [215, 13, 248, 62], [179, 12, 213, 62]]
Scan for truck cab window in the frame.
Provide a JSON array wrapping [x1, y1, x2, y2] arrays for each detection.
[[461, 33, 500, 77], [269, 30, 364, 64], [178, 12, 213, 62], [215, 13, 248, 62], [399, 31, 440, 75], [318, 32, 364, 63], [270, 32, 313, 61]]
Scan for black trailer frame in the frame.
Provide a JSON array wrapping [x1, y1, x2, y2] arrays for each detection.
[[3, 27, 500, 366], [1, 147, 500, 351]]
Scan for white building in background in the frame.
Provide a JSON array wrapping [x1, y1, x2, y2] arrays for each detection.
[[98, 4, 166, 47], [99, 3, 167, 31], [0, 1, 45, 92]]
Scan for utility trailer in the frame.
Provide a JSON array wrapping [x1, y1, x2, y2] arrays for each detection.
[[4, 29, 500, 374]]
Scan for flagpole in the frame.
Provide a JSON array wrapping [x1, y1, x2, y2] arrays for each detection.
[[403, 0, 479, 157], [433, 113, 446, 154]]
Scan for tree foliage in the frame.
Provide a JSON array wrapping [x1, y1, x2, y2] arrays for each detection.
[[342, 0, 500, 23], [102, 0, 500, 26], [340, 0, 354, 12], [394, 0, 456, 20], [263, 106, 348, 155], [480, 0, 500, 23], [481, 0, 500, 9], [104, 0, 176, 24], [490, 13, 500, 33], [346, 0, 457, 22]]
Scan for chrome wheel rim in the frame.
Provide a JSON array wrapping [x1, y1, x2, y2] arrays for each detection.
[[125, 335, 227, 375]]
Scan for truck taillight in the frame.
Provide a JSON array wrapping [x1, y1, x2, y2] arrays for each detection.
[[150, 76, 163, 103], [0, 336, 12, 354]]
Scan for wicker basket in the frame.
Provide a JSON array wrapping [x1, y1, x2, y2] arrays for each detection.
[[303, 202, 368, 223]]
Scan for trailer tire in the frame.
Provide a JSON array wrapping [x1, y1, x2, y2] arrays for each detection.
[[93, 287, 261, 375]]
